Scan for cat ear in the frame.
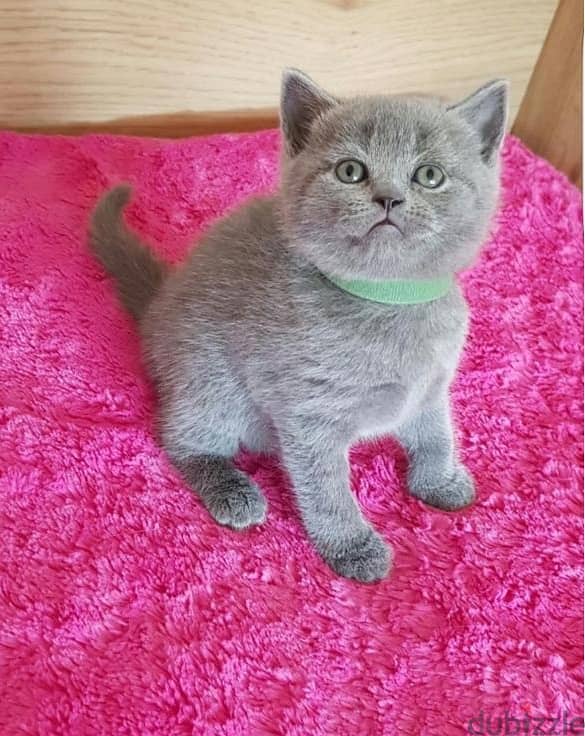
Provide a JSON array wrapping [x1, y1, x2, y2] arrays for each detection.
[[280, 69, 337, 156], [448, 80, 509, 163]]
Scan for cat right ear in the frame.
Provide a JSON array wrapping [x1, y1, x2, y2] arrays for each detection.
[[280, 69, 337, 156], [448, 80, 509, 164]]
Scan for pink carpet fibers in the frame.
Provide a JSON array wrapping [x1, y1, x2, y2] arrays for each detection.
[[0, 130, 582, 735]]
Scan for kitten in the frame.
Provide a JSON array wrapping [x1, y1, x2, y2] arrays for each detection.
[[90, 70, 507, 582]]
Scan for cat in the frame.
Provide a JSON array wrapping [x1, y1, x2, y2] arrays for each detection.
[[90, 69, 507, 583]]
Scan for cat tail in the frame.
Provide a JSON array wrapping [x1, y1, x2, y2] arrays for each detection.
[[90, 185, 168, 321]]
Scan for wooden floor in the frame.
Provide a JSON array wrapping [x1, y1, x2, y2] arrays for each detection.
[[0, 0, 556, 135], [513, 0, 582, 187]]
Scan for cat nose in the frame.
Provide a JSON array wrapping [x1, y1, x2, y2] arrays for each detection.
[[372, 195, 404, 210]]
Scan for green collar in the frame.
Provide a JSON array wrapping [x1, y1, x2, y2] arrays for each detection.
[[326, 276, 453, 304], [324, 274, 454, 305]]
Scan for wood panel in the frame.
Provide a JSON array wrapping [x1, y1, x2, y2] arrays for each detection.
[[513, 0, 582, 186], [0, 0, 555, 135]]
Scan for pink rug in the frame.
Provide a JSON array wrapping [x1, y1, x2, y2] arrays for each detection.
[[0, 130, 582, 735]]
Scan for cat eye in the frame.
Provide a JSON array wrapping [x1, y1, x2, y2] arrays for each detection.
[[413, 164, 445, 189], [335, 159, 368, 184]]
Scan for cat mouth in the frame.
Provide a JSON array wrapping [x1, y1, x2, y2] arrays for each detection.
[[367, 217, 402, 236]]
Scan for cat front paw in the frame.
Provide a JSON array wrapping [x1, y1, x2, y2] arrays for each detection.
[[323, 529, 392, 583], [409, 464, 475, 511], [207, 480, 267, 530]]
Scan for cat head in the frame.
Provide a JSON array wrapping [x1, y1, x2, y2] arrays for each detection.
[[279, 69, 508, 280]]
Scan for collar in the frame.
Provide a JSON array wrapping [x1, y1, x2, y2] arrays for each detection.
[[323, 273, 454, 305]]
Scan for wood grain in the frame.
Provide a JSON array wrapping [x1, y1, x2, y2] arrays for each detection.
[[0, 0, 555, 134], [513, 0, 582, 186], [10, 109, 281, 139]]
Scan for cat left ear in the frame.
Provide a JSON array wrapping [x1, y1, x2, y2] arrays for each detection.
[[280, 69, 337, 156], [448, 80, 509, 163]]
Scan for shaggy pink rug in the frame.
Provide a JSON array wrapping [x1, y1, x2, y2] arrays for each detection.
[[0, 129, 582, 735]]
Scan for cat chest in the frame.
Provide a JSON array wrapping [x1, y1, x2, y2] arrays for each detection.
[[319, 321, 463, 432], [322, 321, 455, 386]]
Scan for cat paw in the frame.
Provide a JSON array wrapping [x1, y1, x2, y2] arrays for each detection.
[[207, 481, 267, 530], [410, 464, 475, 511], [324, 529, 392, 583]]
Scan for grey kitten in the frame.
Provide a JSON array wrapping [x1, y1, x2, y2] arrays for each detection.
[[90, 70, 508, 583]]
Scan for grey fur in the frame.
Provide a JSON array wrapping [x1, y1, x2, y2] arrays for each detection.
[[90, 70, 507, 582], [90, 185, 167, 320]]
